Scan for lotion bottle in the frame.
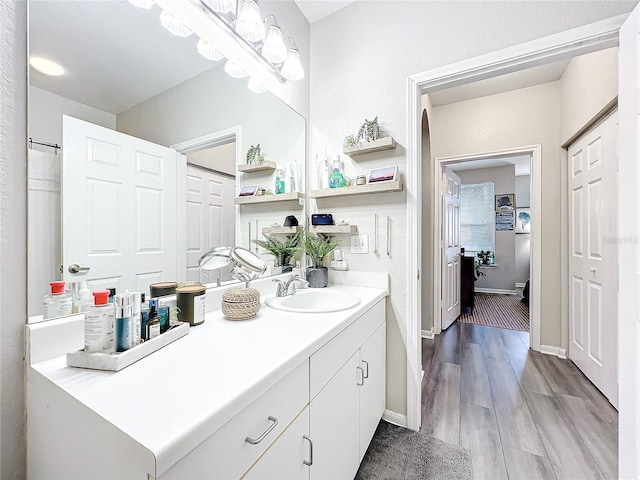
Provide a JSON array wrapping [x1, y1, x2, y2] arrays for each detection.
[[84, 290, 115, 353], [130, 292, 142, 347], [114, 294, 133, 352]]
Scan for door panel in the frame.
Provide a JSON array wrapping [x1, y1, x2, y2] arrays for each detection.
[[62, 115, 179, 296], [568, 111, 618, 408], [442, 167, 462, 330]]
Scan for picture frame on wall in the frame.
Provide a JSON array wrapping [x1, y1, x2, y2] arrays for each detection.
[[495, 193, 515, 210], [496, 211, 514, 231], [515, 208, 531, 234]]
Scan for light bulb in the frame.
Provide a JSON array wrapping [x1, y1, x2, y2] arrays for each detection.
[[197, 39, 224, 62], [202, 0, 235, 14], [281, 48, 304, 81], [248, 77, 267, 93], [225, 59, 248, 78], [159, 10, 192, 38], [126, 0, 154, 8], [261, 25, 287, 64], [236, 0, 265, 43]]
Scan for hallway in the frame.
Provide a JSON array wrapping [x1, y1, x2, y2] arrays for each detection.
[[421, 322, 617, 479]]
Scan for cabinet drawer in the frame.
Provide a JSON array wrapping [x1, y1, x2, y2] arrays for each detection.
[[310, 300, 384, 400], [162, 359, 309, 480]]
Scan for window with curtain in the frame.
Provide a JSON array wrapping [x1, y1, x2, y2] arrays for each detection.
[[460, 181, 495, 254]]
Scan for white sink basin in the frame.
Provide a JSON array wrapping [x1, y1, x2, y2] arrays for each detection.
[[265, 289, 361, 313]]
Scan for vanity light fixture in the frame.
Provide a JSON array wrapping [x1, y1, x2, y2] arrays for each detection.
[[197, 38, 224, 61], [281, 38, 304, 81], [202, 0, 235, 14], [248, 77, 267, 93], [224, 59, 248, 78], [235, 0, 265, 43], [159, 10, 193, 38], [29, 56, 65, 76], [261, 16, 287, 65], [126, 0, 155, 9]]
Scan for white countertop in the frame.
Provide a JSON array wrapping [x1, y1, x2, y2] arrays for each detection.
[[31, 285, 386, 475]]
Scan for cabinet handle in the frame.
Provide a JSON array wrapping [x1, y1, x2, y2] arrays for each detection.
[[357, 366, 364, 386], [362, 360, 369, 379], [303, 435, 313, 466], [245, 416, 278, 445]]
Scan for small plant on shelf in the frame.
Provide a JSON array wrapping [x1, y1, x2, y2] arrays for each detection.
[[356, 116, 381, 143], [343, 134, 360, 149], [246, 144, 266, 165], [252, 230, 302, 269], [304, 231, 341, 288]]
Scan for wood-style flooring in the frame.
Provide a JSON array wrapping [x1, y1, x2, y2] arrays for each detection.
[[421, 322, 618, 480]]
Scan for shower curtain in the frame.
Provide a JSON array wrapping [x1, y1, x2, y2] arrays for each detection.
[[28, 147, 61, 318]]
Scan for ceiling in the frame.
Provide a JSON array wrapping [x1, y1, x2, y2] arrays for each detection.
[[448, 154, 531, 176], [429, 59, 571, 107], [294, 0, 356, 23], [29, 1, 221, 114]]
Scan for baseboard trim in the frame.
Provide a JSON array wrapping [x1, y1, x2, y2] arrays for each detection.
[[540, 345, 567, 359], [421, 329, 435, 339], [475, 287, 518, 295], [515, 282, 526, 289], [382, 410, 408, 428]]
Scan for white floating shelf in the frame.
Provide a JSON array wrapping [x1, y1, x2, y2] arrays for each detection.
[[310, 225, 357, 234], [236, 192, 303, 205], [343, 137, 396, 156], [262, 226, 303, 235], [237, 161, 277, 173], [309, 181, 403, 199]]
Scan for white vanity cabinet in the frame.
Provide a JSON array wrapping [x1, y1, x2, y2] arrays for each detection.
[[27, 287, 386, 480]]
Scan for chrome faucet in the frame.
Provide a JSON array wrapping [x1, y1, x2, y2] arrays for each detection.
[[272, 274, 309, 297]]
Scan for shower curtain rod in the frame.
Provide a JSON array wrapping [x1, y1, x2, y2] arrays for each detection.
[[28, 137, 60, 151]]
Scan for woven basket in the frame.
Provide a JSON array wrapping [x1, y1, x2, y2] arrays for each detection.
[[222, 287, 261, 321]]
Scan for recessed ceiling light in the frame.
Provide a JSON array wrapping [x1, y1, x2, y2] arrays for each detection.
[[29, 56, 64, 76]]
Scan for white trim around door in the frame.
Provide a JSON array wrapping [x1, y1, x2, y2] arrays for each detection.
[[405, 14, 625, 432]]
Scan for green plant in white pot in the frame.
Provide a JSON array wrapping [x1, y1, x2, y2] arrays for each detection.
[[304, 232, 341, 288]]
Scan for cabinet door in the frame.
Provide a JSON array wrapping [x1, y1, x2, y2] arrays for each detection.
[[243, 407, 310, 480], [310, 351, 360, 480], [359, 322, 386, 461]]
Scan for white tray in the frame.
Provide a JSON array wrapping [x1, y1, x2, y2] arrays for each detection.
[[66, 322, 190, 371]]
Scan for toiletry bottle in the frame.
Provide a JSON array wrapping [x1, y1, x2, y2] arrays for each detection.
[[108, 288, 116, 304], [130, 292, 142, 347], [284, 164, 293, 193], [67, 282, 81, 314], [43, 281, 73, 319], [157, 298, 171, 333], [77, 282, 94, 313], [275, 167, 285, 194], [114, 294, 133, 352], [140, 293, 150, 341], [84, 290, 115, 353], [146, 299, 161, 340], [322, 157, 330, 189], [329, 158, 346, 188]]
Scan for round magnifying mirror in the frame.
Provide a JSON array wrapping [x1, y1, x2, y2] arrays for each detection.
[[198, 246, 233, 271], [230, 246, 267, 276]]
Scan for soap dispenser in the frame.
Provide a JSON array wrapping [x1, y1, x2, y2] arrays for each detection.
[[329, 155, 346, 188]]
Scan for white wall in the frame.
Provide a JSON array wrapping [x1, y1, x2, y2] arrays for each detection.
[[560, 47, 619, 145], [515, 175, 531, 285], [458, 165, 516, 292], [310, 0, 635, 417], [0, 2, 27, 477]]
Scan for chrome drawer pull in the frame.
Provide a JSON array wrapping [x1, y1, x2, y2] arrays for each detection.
[[362, 360, 369, 379], [357, 366, 364, 386], [303, 435, 313, 466], [245, 416, 278, 445]]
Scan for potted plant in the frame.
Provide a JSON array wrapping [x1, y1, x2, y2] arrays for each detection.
[[304, 232, 341, 288], [246, 144, 266, 165], [252, 230, 302, 272]]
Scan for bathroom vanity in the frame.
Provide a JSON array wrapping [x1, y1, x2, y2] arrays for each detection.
[[26, 281, 387, 479]]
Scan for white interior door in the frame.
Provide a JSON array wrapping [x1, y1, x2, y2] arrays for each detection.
[[185, 164, 235, 283], [62, 115, 181, 296], [568, 110, 618, 408], [442, 167, 461, 330]]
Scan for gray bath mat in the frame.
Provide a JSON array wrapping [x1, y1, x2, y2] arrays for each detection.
[[356, 421, 473, 480]]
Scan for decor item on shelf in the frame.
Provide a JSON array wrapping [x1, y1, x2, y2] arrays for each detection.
[[356, 175, 367, 185], [343, 134, 359, 149], [246, 144, 265, 165], [368, 165, 398, 183], [283, 215, 299, 227], [311, 213, 333, 226], [357, 116, 381, 143], [304, 231, 341, 288], [126, 0, 304, 95], [252, 229, 303, 271], [238, 185, 258, 197]]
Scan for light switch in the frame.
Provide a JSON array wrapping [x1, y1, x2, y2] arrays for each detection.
[[350, 234, 369, 254]]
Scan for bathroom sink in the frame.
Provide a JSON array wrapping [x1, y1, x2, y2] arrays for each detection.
[[265, 289, 360, 313]]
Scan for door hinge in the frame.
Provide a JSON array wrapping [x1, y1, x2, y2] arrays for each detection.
[[417, 270, 420, 280]]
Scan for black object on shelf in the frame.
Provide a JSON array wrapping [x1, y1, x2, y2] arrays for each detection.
[[461, 256, 475, 314]]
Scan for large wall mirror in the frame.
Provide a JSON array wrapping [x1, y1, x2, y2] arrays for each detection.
[[27, 0, 306, 320]]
